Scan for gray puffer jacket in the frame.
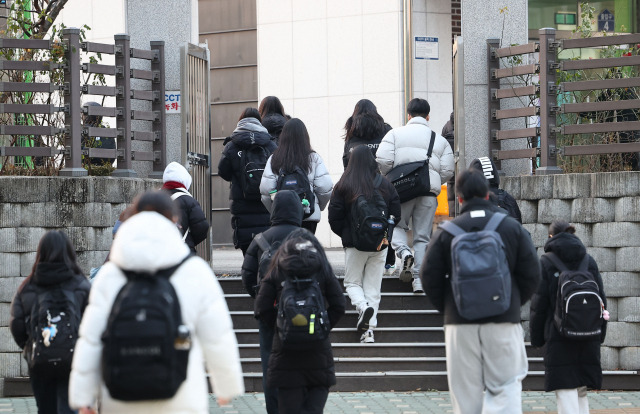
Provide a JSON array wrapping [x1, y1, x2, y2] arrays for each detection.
[[376, 116, 455, 196]]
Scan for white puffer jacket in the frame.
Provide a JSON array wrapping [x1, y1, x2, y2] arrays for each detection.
[[376, 116, 455, 196], [259, 152, 333, 222], [69, 211, 244, 413]]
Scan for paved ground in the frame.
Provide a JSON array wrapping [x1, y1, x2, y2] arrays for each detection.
[[3, 391, 640, 413]]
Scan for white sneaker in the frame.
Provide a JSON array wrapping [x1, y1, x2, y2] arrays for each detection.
[[384, 264, 396, 276], [399, 250, 414, 282], [360, 329, 375, 343], [356, 306, 374, 331], [412, 278, 424, 294]]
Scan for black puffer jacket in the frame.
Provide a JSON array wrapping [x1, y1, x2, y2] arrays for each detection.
[[342, 123, 392, 169], [164, 188, 210, 252], [10, 263, 90, 364], [218, 119, 277, 250], [254, 262, 345, 389], [261, 113, 287, 143], [328, 174, 401, 248], [241, 190, 303, 297], [421, 198, 540, 324], [530, 232, 606, 391]]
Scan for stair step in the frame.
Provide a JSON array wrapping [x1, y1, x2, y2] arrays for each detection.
[[234, 327, 445, 343], [230, 310, 443, 329]]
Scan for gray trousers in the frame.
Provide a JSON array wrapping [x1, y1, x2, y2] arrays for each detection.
[[444, 323, 528, 414], [391, 195, 438, 278]]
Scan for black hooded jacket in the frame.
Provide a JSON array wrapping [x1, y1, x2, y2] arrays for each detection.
[[241, 190, 303, 297], [218, 124, 277, 249], [261, 113, 287, 143], [529, 232, 606, 391], [469, 157, 522, 223], [10, 263, 90, 355], [421, 198, 540, 325]]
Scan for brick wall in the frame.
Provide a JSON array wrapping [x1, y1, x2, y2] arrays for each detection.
[[451, 0, 461, 42], [504, 172, 640, 371], [0, 176, 160, 396]]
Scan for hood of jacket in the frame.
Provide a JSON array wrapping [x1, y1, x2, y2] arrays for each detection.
[[163, 162, 192, 190], [543, 231, 587, 265], [231, 118, 272, 148], [470, 157, 500, 188], [33, 262, 75, 286], [109, 211, 190, 273], [261, 113, 287, 136], [270, 190, 303, 226]]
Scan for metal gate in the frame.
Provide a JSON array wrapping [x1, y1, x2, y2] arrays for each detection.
[[181, 43, 212, 261]]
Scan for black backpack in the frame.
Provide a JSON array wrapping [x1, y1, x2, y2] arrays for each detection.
[[440, 213, 511, 320], [496, 189, 522, 223], [102, 255, 192, 401], [276, 167, 315, 219], [385, 131, 436, 203], [252, 233, 280, 295], [28, 284, 83, 378], [277, 277, 330, 347], [350, 175, 390, 252], [544, 252, 604, 340], [240, 143, 271, 200]]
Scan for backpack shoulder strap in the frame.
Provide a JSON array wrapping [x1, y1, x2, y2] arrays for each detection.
[[577, 254, 590, 272], [440, 220, 465, 238], [542, 252, 569, 272], [426, 130, 436, 159], [483, 212, 507, 232], [373, 174, 383, 189], [170, 188, 192, 200], [254, 233, 270, 253], [121, 253, 194, 280]]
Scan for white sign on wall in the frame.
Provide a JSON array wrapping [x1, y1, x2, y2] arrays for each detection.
[[415, 36, 439, 60], [165, 91, 181, 114]]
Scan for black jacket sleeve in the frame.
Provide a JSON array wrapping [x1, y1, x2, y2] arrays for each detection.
[[217, 143, 235, 182], [184, 198, 209, 246], [254, 273, 278, 327], [513, 225, 541, 304], [328, 189, 347, 239], [529, 260, 550, 348], [9, 287, 29, 349], [241, 238, 261, 298], [381, 178, 401, 223], [323, 273, 346, 330], [421, 228, 449, 313]]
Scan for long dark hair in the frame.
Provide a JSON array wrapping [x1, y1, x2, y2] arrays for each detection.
[[259, 96, 286, 118], [270, 118, 313, 174], [267, 228, 332, 282], [344, 99, 386, 142], [27, 230, 83, 280], [334, 145, 378, 204]]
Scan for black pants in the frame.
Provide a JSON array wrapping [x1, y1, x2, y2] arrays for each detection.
[[277, 386, 328, 414], [301, 221, 317, 234], [30, 375, 76, 414]]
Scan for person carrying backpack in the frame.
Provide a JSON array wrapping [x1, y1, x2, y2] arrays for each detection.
[[259, 96, 289, 144], [218, 107, 277, 255], [254, 229, 345, 414], [162, 162, 210, 253], [421, 168, 540, 414], [329, 145, 401, 343], [341, 99, 397, 276], [68, 190, 244, 414], [469, 157, 522, 223], [260, 118, 333, 235], [240, 190, 303, 414], [10, 230, 90, 414], [530, 220, 607, 414]]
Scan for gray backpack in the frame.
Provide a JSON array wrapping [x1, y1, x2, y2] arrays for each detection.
[[440, 212, 511, 320]]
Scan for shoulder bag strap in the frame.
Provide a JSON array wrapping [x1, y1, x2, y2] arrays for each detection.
[[373, 174, 383, 189], [542, 252, 569, 272], [426, 130, 436, 160]]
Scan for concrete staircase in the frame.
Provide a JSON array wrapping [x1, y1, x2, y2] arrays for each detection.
[[222, 275, 640, 393]]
